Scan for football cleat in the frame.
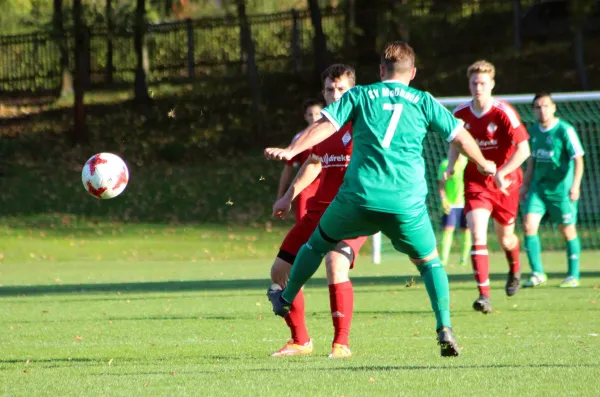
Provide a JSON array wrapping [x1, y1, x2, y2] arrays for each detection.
[[472, 294, 493, 314], [505, 272, 521, 296], [437, 327, 460, 357], [522, 273, 548, 288], [271, 340, 313, 357], [328, 343, 352, 359], [559, 276, 580, 288], [267, 287, 291, 317]]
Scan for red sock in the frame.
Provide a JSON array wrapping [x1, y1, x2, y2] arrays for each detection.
[[504, 238, 521, 274], [471, 245, 490, 297], [284, 289, 310, 345], [329, 281, 353, 347]]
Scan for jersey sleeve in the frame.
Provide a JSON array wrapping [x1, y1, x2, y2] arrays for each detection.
[[563, 125, 585, 158], [320, 87, 359, 131], [498, 102, 529, 144], [437, 159, 449, 181], [423, 92, 463, 142]]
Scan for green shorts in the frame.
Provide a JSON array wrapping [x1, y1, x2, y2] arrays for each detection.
[[319, 196, 437, 259], [524, 191, 578, 225]]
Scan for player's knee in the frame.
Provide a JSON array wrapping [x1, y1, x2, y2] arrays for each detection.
[[306, 226, 338, 255], [523, 219, 538, 235], [560, 224, 577, 240], [325, 252, 351, 284]]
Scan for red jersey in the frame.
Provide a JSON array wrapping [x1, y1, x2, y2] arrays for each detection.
[[453, 100, 529, 193], [306, 123, 353, 213]]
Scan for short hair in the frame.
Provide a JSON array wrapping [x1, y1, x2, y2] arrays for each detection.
[[321, 64, 356, 87], [381, 41, 415, 74], [302, 98, 324, 113], [532, 91, 554, 106], [467, 60, 495, 79]]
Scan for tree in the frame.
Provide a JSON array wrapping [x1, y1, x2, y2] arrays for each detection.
[[106, 0, 114, 85], [570, 0, 593, 90], [236, 0, 265, 142], [307, 0, 328, 85], [53, 0, 72, 97], [72, 0, 88, 144], [134, 0, 150, 103]]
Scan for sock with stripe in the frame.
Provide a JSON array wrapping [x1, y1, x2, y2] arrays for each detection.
[[471, 244, 490, 297]]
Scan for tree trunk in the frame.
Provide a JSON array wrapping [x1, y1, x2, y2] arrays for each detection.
[[106, 0, 114, 85], [53, 0, 72, 97], [72, 0, 88, 144], [354, 0, 381, 65], [307, 0, 328, 84], [235, 0, 265, 143], [570, 0, 592, 90], [134, 0, 150, 103]]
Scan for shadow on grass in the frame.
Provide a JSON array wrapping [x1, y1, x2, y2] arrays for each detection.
[[1, 272, 599, 297]]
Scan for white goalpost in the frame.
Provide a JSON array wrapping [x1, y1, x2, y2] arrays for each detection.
[[371, 90, 600, 264]]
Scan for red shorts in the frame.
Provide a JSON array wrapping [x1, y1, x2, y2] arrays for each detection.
[[294, 190, 310, 222], [279, 210, 367, 268], [464, 188, 520, 226]]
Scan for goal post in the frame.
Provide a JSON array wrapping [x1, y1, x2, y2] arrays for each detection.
[[372, 90, 600, 264]]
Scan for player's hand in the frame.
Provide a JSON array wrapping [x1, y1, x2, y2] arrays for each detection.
[[265, 147, 295, 161], [443, 167, 454, 182], [442, 198, 451, 215], [272, 195, 293, 219], [494, 171, 512, 196], [519, 186, 529, 203], [477, 160, 496, 177], [569, 186, 581, 202]]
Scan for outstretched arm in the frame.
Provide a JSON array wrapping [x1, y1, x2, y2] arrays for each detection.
[[273, 156, 322, 219], [450, 127, 496, 176], [265, 119, 337, 161]]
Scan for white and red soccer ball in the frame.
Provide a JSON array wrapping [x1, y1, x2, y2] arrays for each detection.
[[81, 153, 129, 199]]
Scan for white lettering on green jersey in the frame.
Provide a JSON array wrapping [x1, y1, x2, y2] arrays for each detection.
[[320, 80, 463, 213]]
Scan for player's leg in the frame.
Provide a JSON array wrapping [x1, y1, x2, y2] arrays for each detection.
[[458, 209, 471, 266], [491, 189, 523, 297], [325, 236, 367, 359], [550, 199, 581, 287], [380, 207, 459, 357], [277, 198, 378, 310], [439, 209, 458, 267], [522, 191, 548, 287], [465, 192, 494, 312], [268, 215, 318, 356]]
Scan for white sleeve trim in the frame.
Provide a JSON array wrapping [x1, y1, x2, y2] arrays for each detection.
[[565, 127, 585, 158], [446, 120, 464, 142], [320, 109, 341, 131]]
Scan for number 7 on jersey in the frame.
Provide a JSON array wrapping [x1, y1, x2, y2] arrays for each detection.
[[382, 103, 404, 148]]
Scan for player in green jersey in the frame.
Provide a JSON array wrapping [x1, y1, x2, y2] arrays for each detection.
[[521, 92, 585, 288], [438, 155, 471, 267], [265, 42, 496, 357]]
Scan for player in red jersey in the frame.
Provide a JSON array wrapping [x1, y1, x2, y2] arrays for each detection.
[[267, 64, 367, 359], [447, 60, 531, 314], [277, 99, 323, 222]]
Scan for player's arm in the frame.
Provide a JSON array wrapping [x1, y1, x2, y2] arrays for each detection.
[[450, 128, 496, 175], [266, 88, 357, 161], [445, 145, 460, 177], [437, 161, 451, 214], [277, 164, 294, 199], [273, 156, 322, 219], [520, 157, 535, 201], [498, 140, 531, 177], [570, 155, 584, 201]]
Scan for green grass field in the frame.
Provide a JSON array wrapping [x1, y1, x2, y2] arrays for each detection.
[[1, 223, 599, 396]]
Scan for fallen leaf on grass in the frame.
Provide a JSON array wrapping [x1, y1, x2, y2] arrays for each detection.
[[108, 359, 113, 366], [74, 335, 83, 341], [369, 377, 375, 383]]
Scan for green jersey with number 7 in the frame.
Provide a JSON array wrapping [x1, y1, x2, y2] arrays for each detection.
[[321, 80, 463, 214]]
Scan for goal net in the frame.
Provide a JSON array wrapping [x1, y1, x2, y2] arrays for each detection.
[[372, 91, 600, 264]]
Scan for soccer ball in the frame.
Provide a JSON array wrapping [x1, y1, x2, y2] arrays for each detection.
[[81, 153, 129, 199]]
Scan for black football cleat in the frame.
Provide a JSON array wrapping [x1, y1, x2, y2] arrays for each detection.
[[505, 272, 521, 297], [437, 326, 460, 357], [472, 294, 493, 314], [267, 287, 291, 317]]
